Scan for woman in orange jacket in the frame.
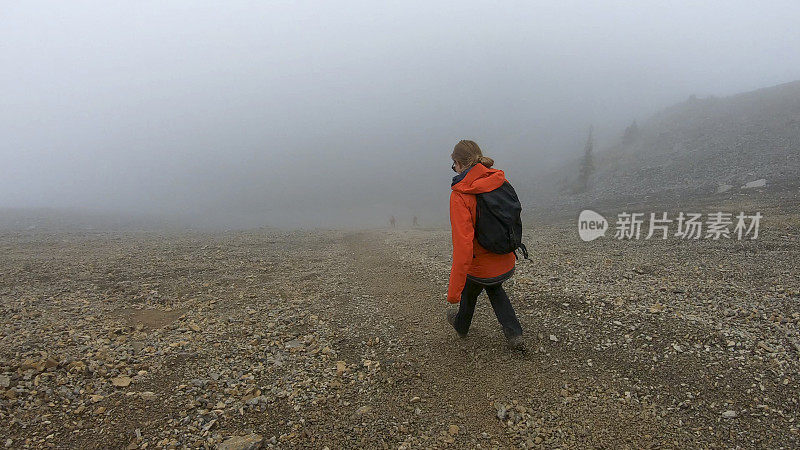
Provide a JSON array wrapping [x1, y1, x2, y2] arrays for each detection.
[[446, 140, 524, 350]]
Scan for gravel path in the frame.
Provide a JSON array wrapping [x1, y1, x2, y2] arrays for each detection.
[[1, 218, 798, 448]]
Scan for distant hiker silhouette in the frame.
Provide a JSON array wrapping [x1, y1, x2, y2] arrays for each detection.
[[412, 216, 419, 227], [389, 215, 396, 228], [445, 140, 526, 351]]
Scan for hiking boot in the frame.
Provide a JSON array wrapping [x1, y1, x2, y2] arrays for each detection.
[[506, 334, 525, 351], [446, 309, 467, 338]]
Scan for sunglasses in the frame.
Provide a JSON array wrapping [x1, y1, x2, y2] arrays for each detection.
[[451, 162, 457, 172]]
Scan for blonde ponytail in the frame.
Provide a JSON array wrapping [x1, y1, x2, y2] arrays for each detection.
[[477, 155, 494, 168], [452, 140, 494, 169]]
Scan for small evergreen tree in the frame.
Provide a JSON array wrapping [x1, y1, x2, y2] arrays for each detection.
[[622, 120, 639, 145], [578, 126, 594, 192]]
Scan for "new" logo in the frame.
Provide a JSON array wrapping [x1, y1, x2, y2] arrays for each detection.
[[578, 210, 608, 241]]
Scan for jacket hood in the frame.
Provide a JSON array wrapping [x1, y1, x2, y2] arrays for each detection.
[[451, 163, 507, 194]]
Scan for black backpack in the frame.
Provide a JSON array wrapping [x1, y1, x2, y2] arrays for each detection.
[[475, 181, 528, 259]]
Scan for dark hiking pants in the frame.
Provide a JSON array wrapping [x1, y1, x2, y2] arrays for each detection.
[[452, 278, 523, 338]]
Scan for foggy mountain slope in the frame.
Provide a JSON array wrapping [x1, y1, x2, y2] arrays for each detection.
[[532, 80, 800, 209]]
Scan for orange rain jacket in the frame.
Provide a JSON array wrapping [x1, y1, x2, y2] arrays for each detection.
[[447, 163, 516, 303]]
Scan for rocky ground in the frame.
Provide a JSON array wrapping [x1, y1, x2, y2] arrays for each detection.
[[530, 80, 800, 208], [1, 199, 799, 448]]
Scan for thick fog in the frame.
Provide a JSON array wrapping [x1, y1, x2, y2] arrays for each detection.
[[2, 1, 800, 228]]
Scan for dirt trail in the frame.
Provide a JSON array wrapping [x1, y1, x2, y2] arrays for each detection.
[[317, 230, 690, 448], [336, 231, 513, 443]]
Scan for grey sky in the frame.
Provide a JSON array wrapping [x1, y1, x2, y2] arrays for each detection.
[[2, 1, 799, 227]]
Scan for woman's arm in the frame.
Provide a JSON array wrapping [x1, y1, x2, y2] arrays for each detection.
[[447, 192, 474, 303]]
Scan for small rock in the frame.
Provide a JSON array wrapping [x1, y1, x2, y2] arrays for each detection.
[[0, 375, 10, 388], [448, 424, 459, 435], [131, 342, 146, 354], [202, 418, 217, 431], [111, 376, 132, 387], [285, 339, 304, 350], [496, 404, 507, 420], [218, 434, 264, 450], [758, 342, 777, 353], [20, 358, 40, 371], [549, 334, 558, 342], [741, 179, 766, 189], [247, 396, 267, 406], [721, 410, 737, 419], [43, 358, 59, 369]]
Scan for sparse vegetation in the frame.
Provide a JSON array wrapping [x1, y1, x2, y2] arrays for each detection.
[[621, 120, 639, 146], [577, 126, 595, 193], [532, 81, 800, 206]]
